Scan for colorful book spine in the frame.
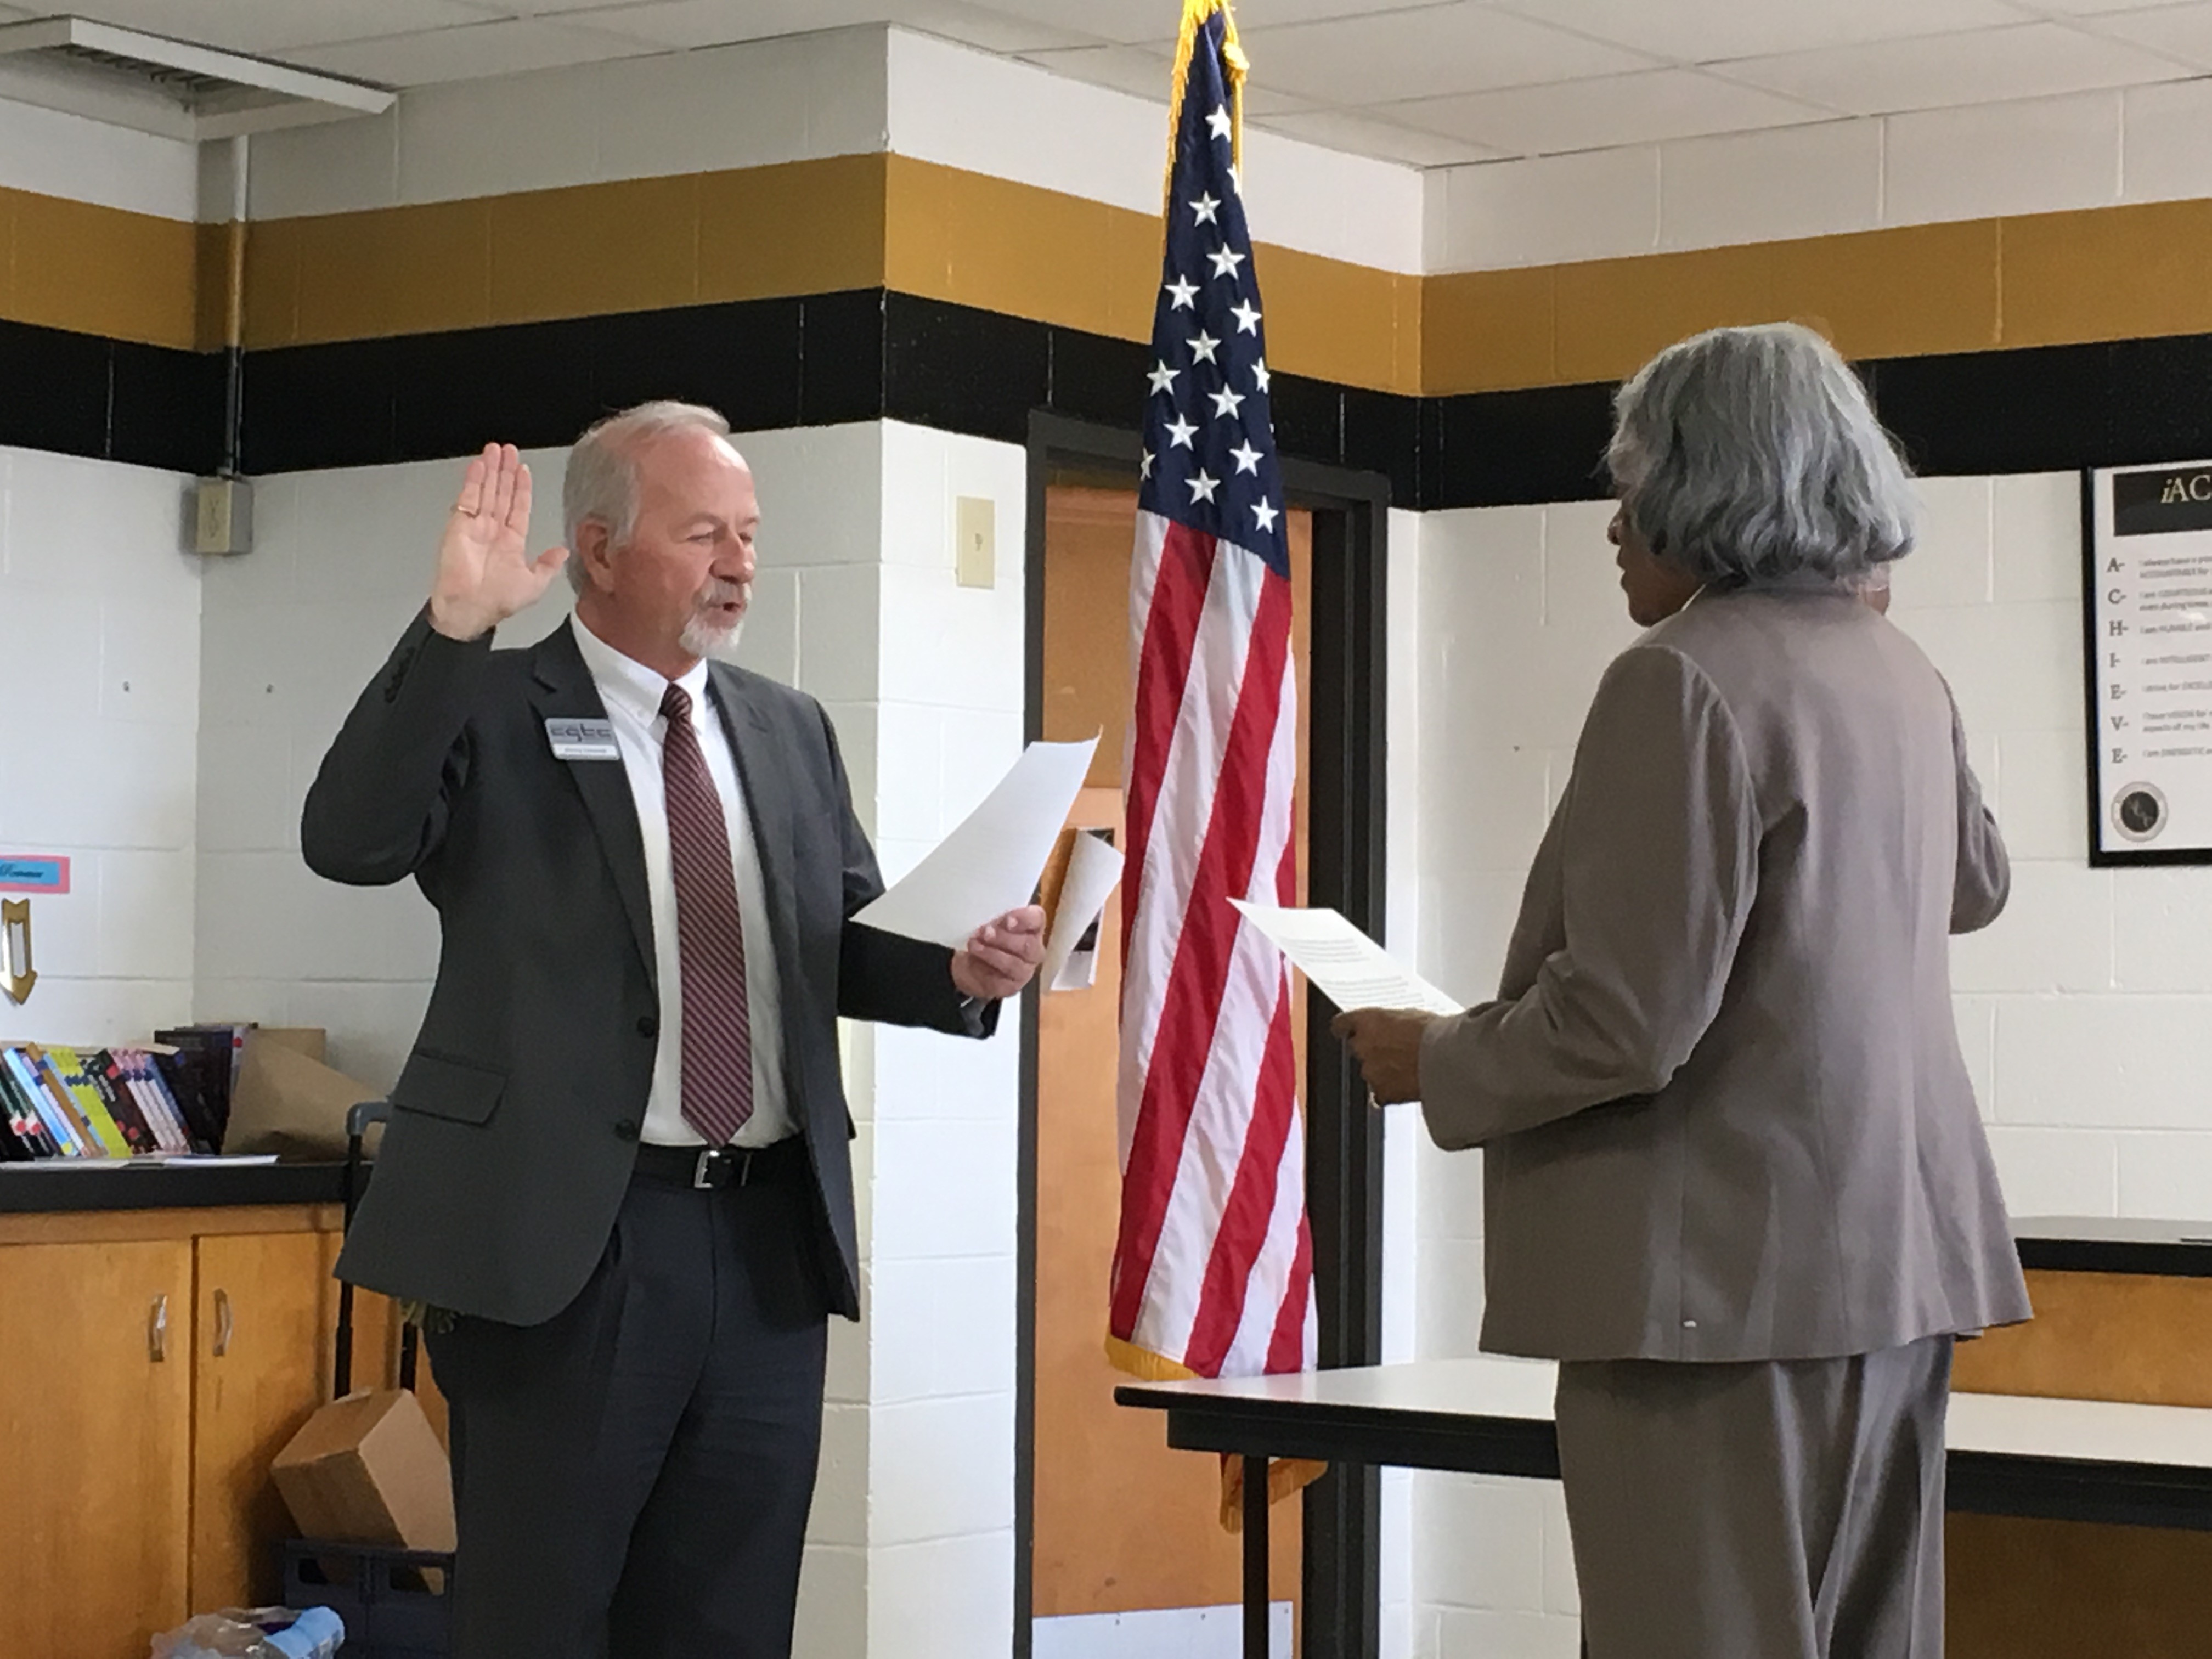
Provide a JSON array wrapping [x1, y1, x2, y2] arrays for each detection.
[[46, 1047, 128, 1158], [116, 1049, 188, 1152], [0, 1058, 54, 1158], [153, 1029, 235, 1147], [147, 1047, 220, 1153], [86, 1051, 157, 1155], [31, 1049, 103, 1156], [6, 1047, 85, 1156]]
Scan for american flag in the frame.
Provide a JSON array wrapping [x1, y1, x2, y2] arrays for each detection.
[[1109, 1, 1316, 1384]]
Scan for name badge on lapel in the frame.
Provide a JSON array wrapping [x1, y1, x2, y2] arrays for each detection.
[[545, 718, 620, 761]]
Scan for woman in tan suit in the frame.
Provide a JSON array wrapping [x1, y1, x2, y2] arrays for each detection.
[[1339, 322, 2028, 1658]]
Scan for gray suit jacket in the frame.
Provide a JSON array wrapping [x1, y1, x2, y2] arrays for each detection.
[[1421, 585, 2031, 1363], [302, 613, 989, 1327]]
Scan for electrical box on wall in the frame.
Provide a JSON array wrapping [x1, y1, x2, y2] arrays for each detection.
[[956, 496, 996, 589], [190, 477, 253, 555]]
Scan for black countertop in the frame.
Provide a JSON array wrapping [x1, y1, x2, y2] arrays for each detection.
[[2013, 1216, 2212, 1278], [3, 1171, 2209, 1278], [0, 1160, 354, 1214]]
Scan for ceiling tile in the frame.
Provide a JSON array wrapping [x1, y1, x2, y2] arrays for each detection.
[[1387, 66, 1834, 155], [1231, 0, 1500, 23], [58, 0, 505, 53], [2081, 2, 2212, 68], [1252, 106, 1506, 165], [1237, 1, 1657, 105], [2012, 0, 2211, 13], [1712, 20, 2192, 115], [974, 0, 1470, 50], [550, 0, 1092, 52], [1484, 0, 2039, 63], [281, 17, 664, 86], [895, 0, 1178, 48], [889, 3, 1101, 53], [555, 0, 889, 48]]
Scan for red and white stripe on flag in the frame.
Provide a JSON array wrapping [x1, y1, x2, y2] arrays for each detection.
[[1107, 507, 1317, 1380]]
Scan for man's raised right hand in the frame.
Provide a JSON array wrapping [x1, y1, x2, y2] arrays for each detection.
[[427, 443, 571, 641]]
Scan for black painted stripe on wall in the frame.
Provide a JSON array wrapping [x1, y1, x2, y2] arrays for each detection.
[[14, 292, 2212, 505], [0, 315, 222, 475], [1427, 334, 2212, 509]]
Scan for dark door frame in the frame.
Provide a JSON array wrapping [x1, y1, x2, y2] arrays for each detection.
[[1015, 410, 1391, 1659]]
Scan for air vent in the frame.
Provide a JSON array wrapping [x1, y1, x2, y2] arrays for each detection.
[[0, 15, 393, 140]]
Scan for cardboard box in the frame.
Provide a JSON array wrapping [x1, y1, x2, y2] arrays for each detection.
[[223, 1031, 381, 1159], [255, 1026, 328, 1064], [272, 1387, 455, 1553]]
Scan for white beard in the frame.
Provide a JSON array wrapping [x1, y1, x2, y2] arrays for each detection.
[[681, 611, 745, 661]]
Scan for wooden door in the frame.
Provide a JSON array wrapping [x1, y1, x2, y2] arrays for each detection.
[[0, 1238, 193, 1658], [191, 1229, 345, 1610], [1031, 486, 1310, 1632]]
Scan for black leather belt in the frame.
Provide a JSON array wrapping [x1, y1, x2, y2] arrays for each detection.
[[632, 1136, 806, 1189]]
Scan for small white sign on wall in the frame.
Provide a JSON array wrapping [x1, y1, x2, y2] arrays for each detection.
[[2086, 462, 2212, 865]]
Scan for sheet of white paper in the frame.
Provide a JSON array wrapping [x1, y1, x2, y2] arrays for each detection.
[[853, 738, 1099, 948], [1043, 830, 1125, 991], [1230, 901, 1463, 1017]]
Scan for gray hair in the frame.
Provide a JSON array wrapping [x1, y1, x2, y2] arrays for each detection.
[[1606, 323, 1916, 587], [562, 400, 734, 593]]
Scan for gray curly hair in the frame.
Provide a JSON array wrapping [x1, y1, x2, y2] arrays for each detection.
[[561, 400, 735, 593], [1606, 323, 1916, 587]]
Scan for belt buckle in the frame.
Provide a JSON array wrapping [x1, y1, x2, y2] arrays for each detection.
[[692, 1148, 721, 1190]]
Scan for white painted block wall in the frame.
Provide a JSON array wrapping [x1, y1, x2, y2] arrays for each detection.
[[1423, 80, 2212, 272], [0, 447, 200, 1046]]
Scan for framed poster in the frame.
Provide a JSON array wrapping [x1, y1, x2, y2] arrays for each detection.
[[2084, 461, 2212, 865]]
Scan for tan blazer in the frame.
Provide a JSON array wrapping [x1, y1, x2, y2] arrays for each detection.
[[1421, 584, 2031, 1363]]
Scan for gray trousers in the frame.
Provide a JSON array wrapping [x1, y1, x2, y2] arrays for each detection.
[[1554, 1335, 1952, 1659]]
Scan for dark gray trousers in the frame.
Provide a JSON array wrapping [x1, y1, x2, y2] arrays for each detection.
[[1555, 1335, 1953, 1659], [426, 1153, 831, 1659]]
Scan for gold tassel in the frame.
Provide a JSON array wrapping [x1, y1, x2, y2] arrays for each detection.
[[1108, 1335, 1333, 1534], [1164, 0, 1249, 211], [1219, 1454, 1329, 1533], [1104, 1333, 1199, 1381]]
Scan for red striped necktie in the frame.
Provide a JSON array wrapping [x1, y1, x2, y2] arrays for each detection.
[[659, 682, 753, 1144]]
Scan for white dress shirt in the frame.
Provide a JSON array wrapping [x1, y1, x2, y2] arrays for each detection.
[[569, 616, 791, 1147]]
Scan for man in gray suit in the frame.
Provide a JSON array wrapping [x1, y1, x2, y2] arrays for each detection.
[[1338, 324, 2028, 1658], [303, 405, 1043, 1658]]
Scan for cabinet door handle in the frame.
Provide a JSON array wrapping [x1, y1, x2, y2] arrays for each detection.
[[149, 1294, 168, 1363], [213, 1288, 234, 1358]]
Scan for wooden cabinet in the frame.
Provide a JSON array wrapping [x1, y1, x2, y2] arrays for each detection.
[[0, 1237, 194, 1659], [0, 1204, 434, 1659]]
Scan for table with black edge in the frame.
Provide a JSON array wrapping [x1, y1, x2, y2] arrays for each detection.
[[0, 1158, 353, 1211], [1115, 1217, 2212, 1659]]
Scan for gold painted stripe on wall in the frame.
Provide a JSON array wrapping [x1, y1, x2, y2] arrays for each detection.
[[240, 154, 893, 351], [1999, 199, 2212, 349], [1423, 219, 2005, 394], [12, 150, 2212, 403], [883, 154, 1420, 394], [0, 184, 197, 351]]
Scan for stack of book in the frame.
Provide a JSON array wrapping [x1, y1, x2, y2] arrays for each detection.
[[0, 1028, 245, 1161]]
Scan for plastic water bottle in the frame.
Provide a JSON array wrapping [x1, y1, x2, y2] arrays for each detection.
[[267, 1608, 344, 1658], [152, 1606, 345, 1659]]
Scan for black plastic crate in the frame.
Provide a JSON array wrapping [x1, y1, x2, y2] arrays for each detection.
[[280, 1539, 452, 1659]]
